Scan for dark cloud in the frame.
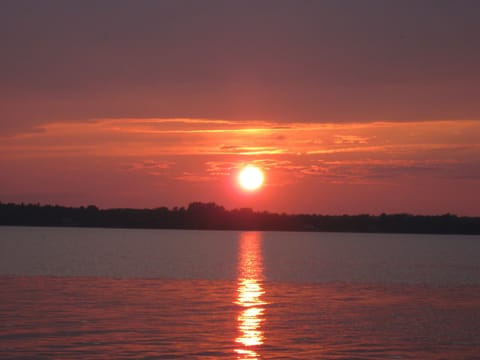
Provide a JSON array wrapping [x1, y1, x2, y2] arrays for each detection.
[[2, 0, 480, 133]]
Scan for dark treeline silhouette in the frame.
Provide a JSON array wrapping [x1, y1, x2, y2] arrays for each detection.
[[1, 201, 480, 234]]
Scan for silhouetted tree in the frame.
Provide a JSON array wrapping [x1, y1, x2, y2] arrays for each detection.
[[0, 201, 479, 234]]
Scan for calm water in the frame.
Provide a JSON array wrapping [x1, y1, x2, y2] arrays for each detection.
[[1, 227, 480, 359]]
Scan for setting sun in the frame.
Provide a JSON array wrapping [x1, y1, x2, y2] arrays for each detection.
[[238, 166, 264, 191]]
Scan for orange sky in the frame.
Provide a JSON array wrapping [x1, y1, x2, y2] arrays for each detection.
[[1, 118, 479, 215], [2, 2, 480, 215]]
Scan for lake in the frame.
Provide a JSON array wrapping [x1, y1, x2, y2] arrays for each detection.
[[1, 226, 480, 359]]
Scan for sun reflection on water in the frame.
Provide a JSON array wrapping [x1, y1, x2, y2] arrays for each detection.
[[235, 232, 266, 359]]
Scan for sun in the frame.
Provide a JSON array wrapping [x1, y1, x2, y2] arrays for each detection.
[[238, 165, 264, 191]]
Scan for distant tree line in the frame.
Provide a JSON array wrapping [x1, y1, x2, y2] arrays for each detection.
[[1, 201, 480, 234]]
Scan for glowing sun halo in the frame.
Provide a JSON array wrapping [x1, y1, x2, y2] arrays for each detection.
[[238, 166, 264, 191]]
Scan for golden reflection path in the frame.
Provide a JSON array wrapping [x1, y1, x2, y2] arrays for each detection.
[[235, 232, 266, 359]]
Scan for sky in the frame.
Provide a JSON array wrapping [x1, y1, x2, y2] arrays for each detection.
[[1, 0, 480, 215]]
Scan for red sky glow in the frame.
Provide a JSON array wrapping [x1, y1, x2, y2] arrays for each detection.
[[1, 1, 480, 215]]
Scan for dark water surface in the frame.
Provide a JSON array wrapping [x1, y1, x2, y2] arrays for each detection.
[[1, 227, 480, 359]]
